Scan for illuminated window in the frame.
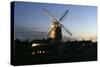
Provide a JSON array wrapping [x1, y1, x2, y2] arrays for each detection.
[[39, 51, 41, 53], [83, 44, 85, 46], [32, 52, 35, 55], [42, 51, 45, 53]]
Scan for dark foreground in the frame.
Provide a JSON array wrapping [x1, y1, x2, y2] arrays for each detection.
[[11, 39, 97, 66]]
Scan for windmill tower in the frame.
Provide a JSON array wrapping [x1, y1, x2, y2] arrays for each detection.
[[43, 8, 72, 41]]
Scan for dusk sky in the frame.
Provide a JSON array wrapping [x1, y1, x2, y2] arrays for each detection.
[[14, 1, 97, 41]]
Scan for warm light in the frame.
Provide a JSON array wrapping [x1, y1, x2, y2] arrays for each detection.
[[74, 34, 97, 42], [42, 51, 45, 53], [83, 44, 85, 46], [32, 52, 35, 55], [39, 51, 41, 53], [32, 43, 40, 47]]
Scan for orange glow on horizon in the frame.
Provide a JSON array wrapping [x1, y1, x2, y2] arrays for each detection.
[[79, 34, 97, 42]]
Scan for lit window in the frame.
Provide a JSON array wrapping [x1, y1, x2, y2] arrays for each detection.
[[32, 52, 35, 55], [83, 44, 85, 46], [40, 51, 41, 53], [42, 51, 45, 53]]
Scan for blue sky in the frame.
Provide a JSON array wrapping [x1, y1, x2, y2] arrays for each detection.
[[14, 1, 97, 41]]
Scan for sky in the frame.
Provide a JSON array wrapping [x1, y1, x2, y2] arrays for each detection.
[[14, 1, 97, 41]]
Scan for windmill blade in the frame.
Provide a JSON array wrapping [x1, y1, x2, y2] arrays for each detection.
[[42, 8, 57, 21], [61, 24, 72, 36], [47, 25, 56, 36], [59, 10, 69, 22]]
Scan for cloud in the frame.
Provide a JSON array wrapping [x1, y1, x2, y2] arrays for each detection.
[[15, 26, 47, 41]]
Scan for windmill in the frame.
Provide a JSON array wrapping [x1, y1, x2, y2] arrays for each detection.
[[43, 8, 72, 41]]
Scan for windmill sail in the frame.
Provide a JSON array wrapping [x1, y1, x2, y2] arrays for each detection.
[[47, 25, 56, 36], [61, 24, 72, 36], [59, 10, 69, 22], [42, 8, 57, 21], [43, 8, 72, 41]]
